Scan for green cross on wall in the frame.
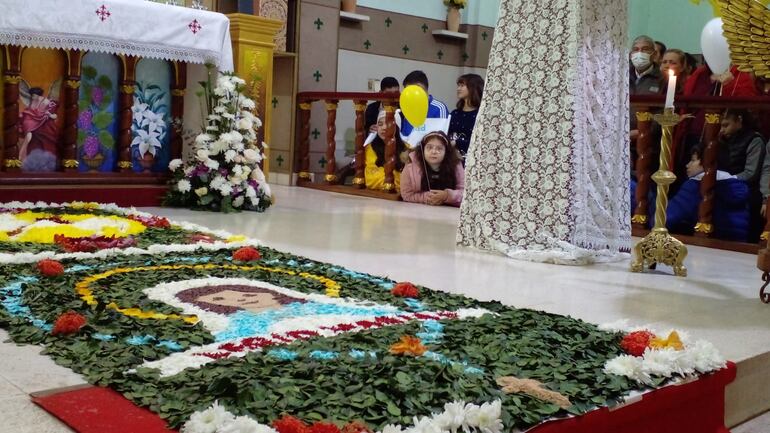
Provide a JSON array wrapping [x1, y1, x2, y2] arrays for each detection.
[[311, 128, 321, 140], [385, 17, 392, 27], [276, 154, 284, 167], [364, 40, 372, 50], [314, 18, 324, 30], [313, 70, 323, 82], [318, 156, 327, 168], [437, 50, 444, 60], [271, 97, 278, 109], [462, 52, 469, 62], [402, 45, 410, 55], [482, 31, 488, 40], [421, 23, 429, 33]]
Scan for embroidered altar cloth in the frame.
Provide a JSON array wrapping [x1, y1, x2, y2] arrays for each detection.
[[0, 0, 233, 70]]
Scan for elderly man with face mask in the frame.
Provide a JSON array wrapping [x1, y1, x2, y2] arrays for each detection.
[[629, 35, 661, 95]]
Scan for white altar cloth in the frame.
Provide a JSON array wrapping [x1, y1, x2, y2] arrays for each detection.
[[0, 0, 233, 70]]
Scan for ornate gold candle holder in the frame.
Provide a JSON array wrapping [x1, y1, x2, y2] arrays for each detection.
[[630, 108, 688, 277]]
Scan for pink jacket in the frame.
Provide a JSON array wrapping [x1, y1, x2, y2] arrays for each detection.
[[400, 152, 465, 206]]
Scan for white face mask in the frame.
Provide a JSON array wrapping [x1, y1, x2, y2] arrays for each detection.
[[631, 52, 652, 70]]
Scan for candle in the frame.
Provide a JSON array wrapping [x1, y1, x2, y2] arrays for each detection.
[[664, 69, 677, 109]]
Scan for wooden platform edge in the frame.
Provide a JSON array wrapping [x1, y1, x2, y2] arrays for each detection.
[[298, 182, 402, 201]]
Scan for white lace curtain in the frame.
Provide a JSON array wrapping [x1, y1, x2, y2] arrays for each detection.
[[457, 0, 631, 265]]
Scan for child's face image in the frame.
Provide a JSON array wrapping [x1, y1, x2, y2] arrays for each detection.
[[686, 152, 703, 178], [423, 138, 447, 167], [197, 290, 282, 314]]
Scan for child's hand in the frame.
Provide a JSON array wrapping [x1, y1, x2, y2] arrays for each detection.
[[427, 190, 448, 205]]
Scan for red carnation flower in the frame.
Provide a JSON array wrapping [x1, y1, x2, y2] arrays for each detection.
[[391, 282, 420, 298], [310, 422, 341, 433], [51, 311, 87, 336], [341, 421, 372, 433], [37, 259, 64, 277], [620, 330, 656, 357], [273, 415, 310, 433], [233, 246, 261, 262]]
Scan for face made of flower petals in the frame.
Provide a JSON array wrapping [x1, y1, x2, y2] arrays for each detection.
[[196, 290, 282, 314]]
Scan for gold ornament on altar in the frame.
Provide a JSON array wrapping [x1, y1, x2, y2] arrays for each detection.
[[720, 0, 770, 78], [631, 108, 689, 277]]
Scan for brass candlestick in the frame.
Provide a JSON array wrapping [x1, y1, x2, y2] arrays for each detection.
[[630, 108, 688, 277]]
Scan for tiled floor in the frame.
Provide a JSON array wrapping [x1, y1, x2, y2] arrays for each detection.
[[1, 184, 769, 432]]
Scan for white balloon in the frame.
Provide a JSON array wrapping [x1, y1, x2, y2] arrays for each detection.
[[700, 18, 731, 75]]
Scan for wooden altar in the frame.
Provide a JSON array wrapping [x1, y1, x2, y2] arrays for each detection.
[[0, 2, 281, 206]]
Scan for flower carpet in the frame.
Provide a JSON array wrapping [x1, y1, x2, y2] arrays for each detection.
[[0, 203, 730, 433]]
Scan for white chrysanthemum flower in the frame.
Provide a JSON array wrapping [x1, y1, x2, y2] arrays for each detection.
[[196, 149, 210, 161], [641, 348, 678, 378], [209, 140, 229, 155], [243, 149, 259, 162], [217, 77, 236, 92], [230, 76, 246, 86], [251, 167, 266, 182], [181, 401, 234, 433], [195, 133, 213, 145], [233, 196, 245, 208], [248, 195, 260, 206], [233, 141, 245, 152], [210, 176, 226, 191], [218, 183, 233, 196], [438, 401, 467, 433], [673, 348, 697, 376], [168, 158, 183, 171], [254, 117, 263, 128], [240, 97, 256, 110], [246, 186, 257, 198], [466, 400, 502, 433], [598, 319, 631, 333], [381, 424, 403, 433], [208, 114, 222, 122], [204, 159, 220, 171], [604, 354, 644, 381], [206, 125, 219, 131], [218, 415, 274, 433], [177, 179, 191, 193], [259, 183, 271, 198], [214, 106, 227, 114], [691, 340, 725, 373], [222, 112, 235, 120], [225, 150, 237, 163], [194, 187, 208, 197], [410, 417, 442, 433]]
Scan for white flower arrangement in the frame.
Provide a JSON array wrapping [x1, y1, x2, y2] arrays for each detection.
[[601, 322, 726, 385], [182, 400, 504, 433], [165, 68, 271, 213], [130, 88, 168, 159]]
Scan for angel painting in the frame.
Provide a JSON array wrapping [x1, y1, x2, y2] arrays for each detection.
[[18, 78, 61, 172]]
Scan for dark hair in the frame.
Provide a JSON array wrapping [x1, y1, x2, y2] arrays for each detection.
[[380, 76, 399, 91], [456, 74, 484, 110], [29, 87, 44, 96], [723, 109, 754, 130], [371, 124, 407, 171], [403, 70, 429, 89], [176, 284, 305, 315], [654, 41, 667, 55], [414, 131, 460, 191], [684, 53, 698, 73]]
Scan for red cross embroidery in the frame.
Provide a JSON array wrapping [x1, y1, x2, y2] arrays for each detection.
[[188, 19, 202, 34], [95, 5, 111, 21]]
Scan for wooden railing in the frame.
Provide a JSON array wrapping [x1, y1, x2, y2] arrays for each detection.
[[295, 91, 400, 196], [631, 94, 770, 249]]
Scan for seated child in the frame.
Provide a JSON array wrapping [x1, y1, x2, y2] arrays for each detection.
[[365, 110, 409, 191], [660, 149, 750, 242], [400, 131, 465, 207]]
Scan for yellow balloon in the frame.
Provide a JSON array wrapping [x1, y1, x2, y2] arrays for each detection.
[[399, 85, 429, 127]]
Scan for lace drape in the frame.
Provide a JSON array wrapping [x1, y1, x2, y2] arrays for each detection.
[[457, 0, 630, 264]]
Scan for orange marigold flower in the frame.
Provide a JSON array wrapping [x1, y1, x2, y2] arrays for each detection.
[[232, 246, 261, 262], [51, 311, 87, 336], [389, 335, 427, 356], [310, 422, 341, 433], [341, 421, 372, 433], [391, 282, 420, 298], [273, 415, 310, 433], [37, 259, 65, 277]]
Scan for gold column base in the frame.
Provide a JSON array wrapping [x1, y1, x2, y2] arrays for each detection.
[[324, 174, 338, 183], [3, 159, 22, 169], [383, 182, 395, 192], [630, 227, 688, 277], [631, 214, 648, 225], [298, 171, 311, 181], [352, 177, 365, 186]]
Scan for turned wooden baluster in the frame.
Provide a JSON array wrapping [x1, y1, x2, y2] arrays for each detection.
[[382, 102, 397, 193], [324, 99, 339, 184], [296, 101, 312, 183], [117, 56, 139, 172], [170, 62, 188, 161], [632, 110, 654, 229], [62, 49, 84, 172], [2, 46, 23, 172], [352, 100, 367, 188], [695, 110, 722, 237]]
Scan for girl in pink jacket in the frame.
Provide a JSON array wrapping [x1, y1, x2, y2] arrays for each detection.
[[400, 131, 465, 206]]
